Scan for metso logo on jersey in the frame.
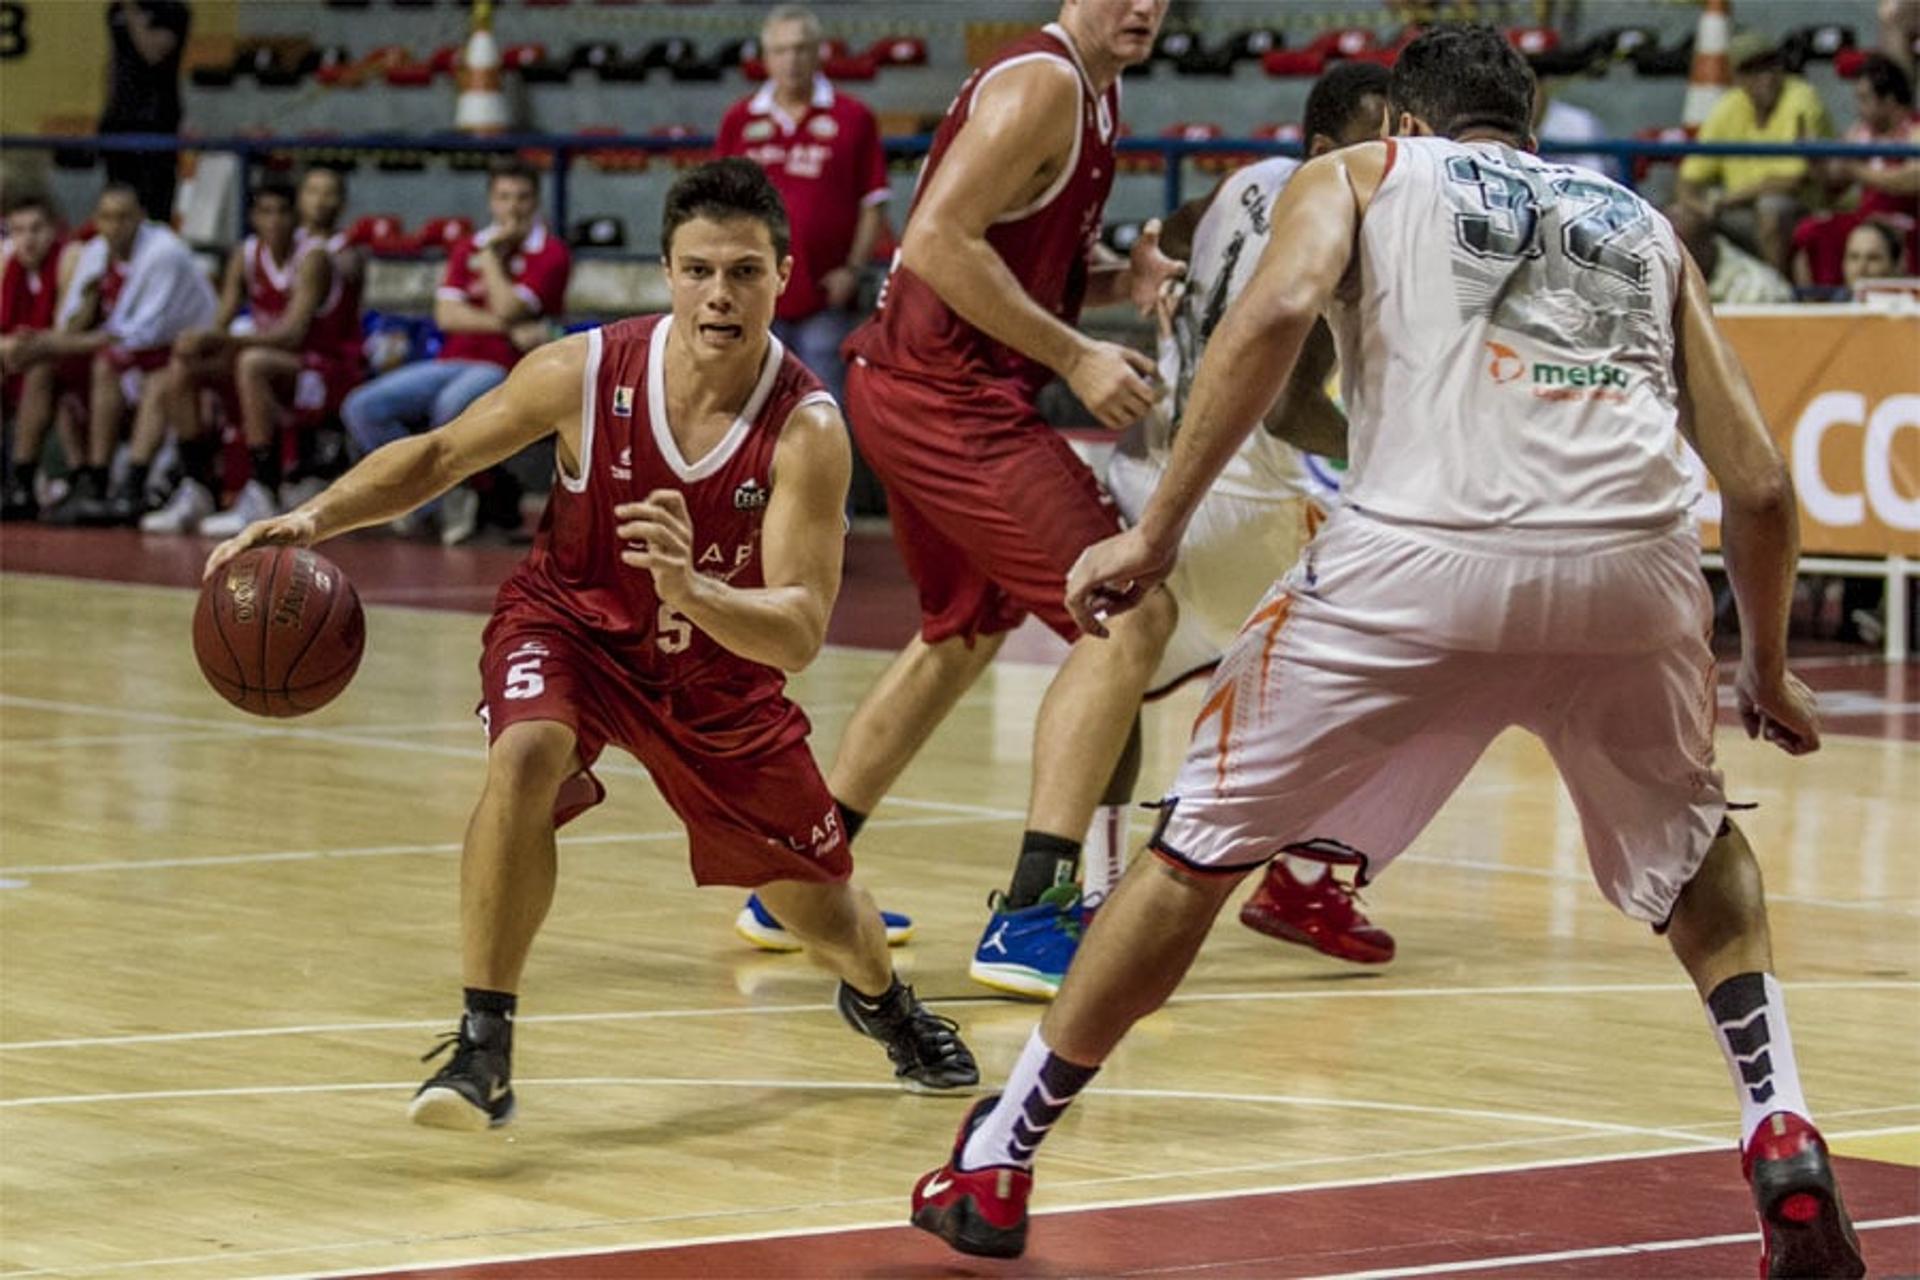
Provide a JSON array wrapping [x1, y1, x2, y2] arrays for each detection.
[[1485, 342, 1633, 403]]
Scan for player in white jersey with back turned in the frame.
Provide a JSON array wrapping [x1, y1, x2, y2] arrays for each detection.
[[912, 26, 1863, 1278], [1090, 61, 1397, 964]]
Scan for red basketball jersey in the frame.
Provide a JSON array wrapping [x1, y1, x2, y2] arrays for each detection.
[[0, 237, 63, 335], [845, 22, 1119, 400], [493, 313, 836, 701], [304, 231, 363, 368], [242, 234, 302, 330]]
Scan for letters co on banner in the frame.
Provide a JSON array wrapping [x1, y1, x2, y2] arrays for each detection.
[[1696, 310, 1920, 558]]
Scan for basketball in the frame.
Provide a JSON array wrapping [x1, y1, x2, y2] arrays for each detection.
[[192, 546, 366, 718]]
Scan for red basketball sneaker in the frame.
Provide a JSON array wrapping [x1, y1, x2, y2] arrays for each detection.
[[1743, 1111, 1865, 1279], [910, 1096, 1031, 1259], [1239, 860, 1395, 964]]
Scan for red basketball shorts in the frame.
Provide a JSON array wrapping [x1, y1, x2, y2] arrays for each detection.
[[845, 357, 1122, 645], [477, 615, 852, 888]]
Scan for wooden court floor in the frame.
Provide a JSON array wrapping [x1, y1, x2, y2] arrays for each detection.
[[1, 565, 1916, 1279]]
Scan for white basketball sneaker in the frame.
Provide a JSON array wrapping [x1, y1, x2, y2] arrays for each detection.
[[198, 479, 279, 538], [138, 478, 215, 534]]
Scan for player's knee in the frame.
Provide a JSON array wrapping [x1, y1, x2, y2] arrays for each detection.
[[485, 722, 578, 798], [1108, 584, 1178, 652]]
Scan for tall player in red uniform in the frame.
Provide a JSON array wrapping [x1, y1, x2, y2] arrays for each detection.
[[830, 0, 1182, 998], [206, 160, 979, 1129]]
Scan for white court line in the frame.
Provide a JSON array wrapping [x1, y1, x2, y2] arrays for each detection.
[[0, 810, 1010, 877], [2, 980, 1911, 1053], [0, 1075, 1748, 1148], [1300, 1215, 1920, 1280]]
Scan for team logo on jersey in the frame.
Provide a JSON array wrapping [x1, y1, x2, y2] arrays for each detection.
[[612, 385, 635, 418], [612, 445, 632, 481], [743, 119, 776, 143], [1485, 342, 1526, 384], [733, 478, 769, 511], [1487, 341, 1634, 403], [806, 115, 839, 140]]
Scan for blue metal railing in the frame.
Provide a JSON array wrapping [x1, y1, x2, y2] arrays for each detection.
[[5, 131, 1917, 238]]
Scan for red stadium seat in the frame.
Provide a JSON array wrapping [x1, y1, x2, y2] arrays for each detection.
[[346, 214, 408, 257], [1305, 28, 1380, 58], [579, 126, 650, 173], [382, 56, 436, 88], [1508, 27, 1561, 57], [1835, 48, 1870, 78], [1262, 49, 1327, 77], [868, 35, 928, 67], [650, 125, 712, 170], [1114, 124, 1161, 174], [412, 216, 474, 255], [1161, 122, 1234, 175], [825, 52, 879, 81]]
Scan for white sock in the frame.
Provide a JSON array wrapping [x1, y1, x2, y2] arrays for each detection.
[[1081, 804, 1129, 906], [1284, 855, 1328, 885], [960, 1027, 1098, 1171], [1705, 972, 1812, 1147]]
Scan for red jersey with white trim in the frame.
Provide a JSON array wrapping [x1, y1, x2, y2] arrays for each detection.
[[845, 22, 1119, 401], [241, 234, 303, 330], [305, 231, 363, 369], [492, 313, 835, 703], [0, 237, 64, 334]]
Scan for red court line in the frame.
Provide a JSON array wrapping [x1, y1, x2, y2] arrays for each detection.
[[357, 1151, 1919, 1278]]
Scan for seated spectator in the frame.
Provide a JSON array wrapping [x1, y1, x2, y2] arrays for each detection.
[[1837, 54, 1920, 219], [1533, 83, 1624, 182], [1844, 217, 1909, 292], [4, 182, 216, 524], [340, 158, 568, 544], [1677, 32, 1832, 275], [1669, 200, 1796, 304], [135, 177, 356, 534], [1, 193, 82, 521]]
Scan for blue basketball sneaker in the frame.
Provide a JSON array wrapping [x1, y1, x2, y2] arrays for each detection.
[[734, 893, 915, 952], [968, 885, 1083, 1000]]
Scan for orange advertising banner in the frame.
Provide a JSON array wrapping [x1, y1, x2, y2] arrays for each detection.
[[1700, 309, 1920, 557]]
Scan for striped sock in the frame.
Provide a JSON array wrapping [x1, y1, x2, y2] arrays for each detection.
[[960, 1027, 1098, 1171], [1082, 804, 1129, 906], [1706, 972, 1811, 1146]]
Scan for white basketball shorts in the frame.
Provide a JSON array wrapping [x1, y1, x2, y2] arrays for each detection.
[[1152, 509, 1728, 925], [1107, 450, 1318, 697]]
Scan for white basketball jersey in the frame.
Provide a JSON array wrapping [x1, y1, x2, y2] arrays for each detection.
[[1151, 157, 1309, 502], [1329, 137, 1695, 530]]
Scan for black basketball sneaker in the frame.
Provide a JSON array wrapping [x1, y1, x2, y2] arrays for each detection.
[[408, 1011, 515, 1130], [837, 980, 980, 1093]]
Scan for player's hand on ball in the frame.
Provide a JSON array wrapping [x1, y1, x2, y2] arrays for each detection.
[[1067, 339, 1159, 431], [1066, 528, 1175, 638], [616, 490, 696, 604], [203, 511, 319, 582], [1127, 218, 1187, 318], [1735, 661, 1821, 756]]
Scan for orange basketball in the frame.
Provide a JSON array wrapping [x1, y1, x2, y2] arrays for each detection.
[[193, 546, 366, 717]]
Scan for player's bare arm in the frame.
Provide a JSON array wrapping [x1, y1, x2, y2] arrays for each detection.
[[1067, 144, 1386, 634], [1084, 218, 1187, 314], [615, 400, 852, 673], [203, 335, 586, 579], [899, 60, 1156, 429], [1260, 319, 1347, 457], [1672, 248, 1818, 755]]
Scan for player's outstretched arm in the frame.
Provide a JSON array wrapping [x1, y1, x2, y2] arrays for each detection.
[[615, 400, 851, 672], [1672, 249, 1818, 755], [900, 61, 1156, 429], [1261, 319, 1347, 459], [203, 336, 586, 580]]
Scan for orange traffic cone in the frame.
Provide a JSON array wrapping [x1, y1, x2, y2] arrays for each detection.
[[1682, 0, 1734, 127], [455, 0, 509, 135]]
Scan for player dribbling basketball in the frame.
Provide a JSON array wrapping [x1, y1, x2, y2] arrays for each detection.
[[206, 160, 978, 1129]]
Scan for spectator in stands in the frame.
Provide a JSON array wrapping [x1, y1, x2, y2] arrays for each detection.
[[1883, 0, 1917, 77], [1668, 200, 1795, 304], [340, 158, 569, 543], [1677, 32, 1832, 276], [717, 4, 890, 409], [1844, 217, 1909, 291], [1532, 83, 1622, 182], [1792, 55, 1918, 289], [1, 194, 81, 521], [5, 182, 216, 525], [100, 1, 191, 223]]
